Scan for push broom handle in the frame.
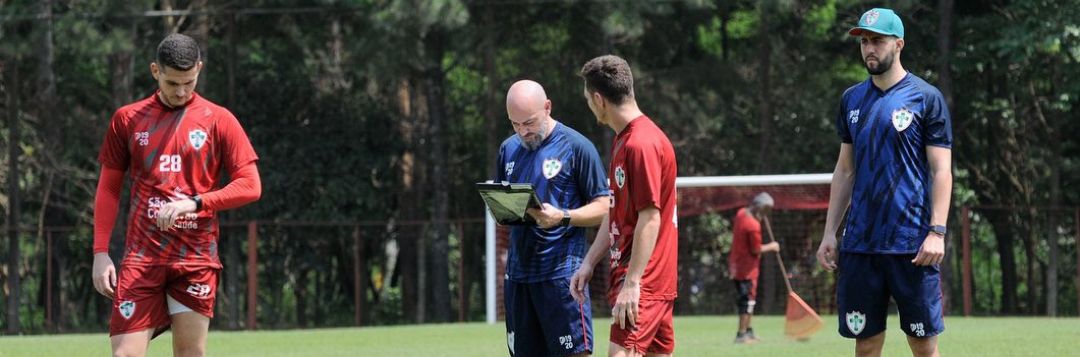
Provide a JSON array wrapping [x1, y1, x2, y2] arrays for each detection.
[[762, 215, 794, 294]]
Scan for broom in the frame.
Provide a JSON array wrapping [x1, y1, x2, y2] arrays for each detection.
[[762, 215, 824, 340]]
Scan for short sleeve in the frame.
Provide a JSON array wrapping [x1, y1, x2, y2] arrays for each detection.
[[215, 110, 259, 170], [836, 96, 853, 144], [98, 110, 131, 170], [922, 91, 953, 148], [573, 138, 609, 201], [625, 142, 663, 212]]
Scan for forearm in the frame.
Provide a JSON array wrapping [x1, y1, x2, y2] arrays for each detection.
[[625, 209, 660, 285], [930, 166, 952, 226], [823, 167, 854, 238], [201, 163, 261, 211], [570, 197, 609, 227], [581, 215, 611, 269]]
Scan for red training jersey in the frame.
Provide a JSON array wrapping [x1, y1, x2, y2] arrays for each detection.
[[98, 91, 258, 268], [607, 115, 678, 302], [728, 207, 763, 281]]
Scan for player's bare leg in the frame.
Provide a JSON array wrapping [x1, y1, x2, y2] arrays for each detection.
[[906, 335, 939, 357], [111, 328, 153, 357], [609, 343, 672, 357], [171, 311, 210, 357], [609, 342, 638, 357], [854, 331, 885, 357]]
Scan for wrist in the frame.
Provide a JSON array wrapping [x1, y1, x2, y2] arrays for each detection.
[[192, 195, 203, 212]]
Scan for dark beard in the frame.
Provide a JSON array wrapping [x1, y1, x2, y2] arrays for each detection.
[[864, 54, 894, 75]]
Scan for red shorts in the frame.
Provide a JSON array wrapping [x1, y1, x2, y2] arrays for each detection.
[[609, 299, 675, 354], [110, 264, 219, 336]]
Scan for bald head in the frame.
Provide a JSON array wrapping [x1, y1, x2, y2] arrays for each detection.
[[505, 80, 554, 150], [506, 80, 549, 118]]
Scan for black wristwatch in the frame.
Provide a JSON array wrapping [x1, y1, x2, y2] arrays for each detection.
[[192, 195, 203, 212], [929, 225, 947, 237], [560, 209, 572, 227]]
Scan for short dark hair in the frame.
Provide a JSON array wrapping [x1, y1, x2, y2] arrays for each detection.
[[156, 33, 201, 71], [579, 55, 634, 105]]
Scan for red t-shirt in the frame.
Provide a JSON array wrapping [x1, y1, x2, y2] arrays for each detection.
[[607, 115, 678, 302], [728, 208, 763, 281], [98, 92, 258, 268]]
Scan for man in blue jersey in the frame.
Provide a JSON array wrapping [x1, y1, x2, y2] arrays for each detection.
[[815, 8, 953, 357], [496, 80, 610, 357]]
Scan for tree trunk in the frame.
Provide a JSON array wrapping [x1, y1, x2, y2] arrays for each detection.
[[294, 267, 308, 327], [423, 28, 452, 323], [395, 78, 425, 323], [1020, 210, 1038, 314], [989, 211, 1019, 314], [5, 54, 23, 335], [754, 0, 774, 174], [937, 0, 955, 108]]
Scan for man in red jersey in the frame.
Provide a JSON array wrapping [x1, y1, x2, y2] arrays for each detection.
[[92, 33, 261, 357], [727, 193, 780, 344], [570, 55, 679, 357]]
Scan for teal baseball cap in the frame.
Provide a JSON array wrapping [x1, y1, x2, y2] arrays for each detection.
[[849, 8, 904, 38]]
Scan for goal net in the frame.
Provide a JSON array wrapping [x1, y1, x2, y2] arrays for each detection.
[[484, 173, 834, 323]]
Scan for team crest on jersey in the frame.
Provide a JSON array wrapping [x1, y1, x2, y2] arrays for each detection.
[[862, 10, 880, 26], [846, 311, 866, 335], [505, 162, 515, 177], [891, 108, 914, 132], [542, 159, 562, 179], [614, 166, 626, 189], [119, 300, 136, 319], [188, 129, 208, 150]]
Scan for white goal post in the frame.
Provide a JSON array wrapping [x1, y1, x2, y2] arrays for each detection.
[[484, 173, 833, 323]]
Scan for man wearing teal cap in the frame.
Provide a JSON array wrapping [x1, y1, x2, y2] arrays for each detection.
[[817, 7, 953, 357]]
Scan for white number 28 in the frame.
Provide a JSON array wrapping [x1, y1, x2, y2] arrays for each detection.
[[158, 155, 182, 172]]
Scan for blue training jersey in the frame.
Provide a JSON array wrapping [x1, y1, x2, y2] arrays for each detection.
[[495, 122, 609, 283], [836, 73, 953, 254]]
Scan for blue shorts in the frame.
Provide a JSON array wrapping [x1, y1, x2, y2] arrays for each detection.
[[837, 252, 944, 339], [505, 276, 592, 357]]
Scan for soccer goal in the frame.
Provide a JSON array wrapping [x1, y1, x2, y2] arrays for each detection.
[[484, 173, 834, 323]]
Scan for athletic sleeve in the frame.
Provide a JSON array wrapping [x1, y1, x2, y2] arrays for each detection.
[[201, 110, 261, 211], [201, 161, 261, 211], [98, 110, 130, 170], [626, 141, 663, 212], [835, 96, 853, 144], [574, 138, 609, 202], [215, 110, 259, 171], [93, 167, 125, 254], [922, 91, 953, 148]]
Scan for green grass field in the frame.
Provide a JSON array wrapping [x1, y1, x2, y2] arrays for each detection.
[[1, 315, 1077, 356]]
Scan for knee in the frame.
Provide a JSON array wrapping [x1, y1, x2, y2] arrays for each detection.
[[855, 343, 879, 357], [173, 344, 206, 357], [908, 338, 938, 357], [854, 335, 885, 357], [112, 348, 144, 357]]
